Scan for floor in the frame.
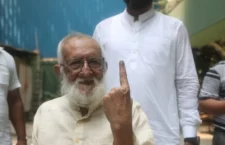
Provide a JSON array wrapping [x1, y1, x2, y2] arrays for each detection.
[[11, 122, 213, 145]]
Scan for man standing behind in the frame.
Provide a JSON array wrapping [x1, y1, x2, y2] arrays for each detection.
[[0, 47, 26, 145], [199, 61, 225, 145], [93, 0, 201, 145]]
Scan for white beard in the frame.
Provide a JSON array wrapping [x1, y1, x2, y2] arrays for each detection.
[[60, 73, 106, 110]]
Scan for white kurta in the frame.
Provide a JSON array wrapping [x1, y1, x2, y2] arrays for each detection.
[[93, 9, 201, 145], [32, 96, 154, 145]]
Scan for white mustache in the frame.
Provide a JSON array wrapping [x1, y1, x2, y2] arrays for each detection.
[[60, 72, 106, 108]]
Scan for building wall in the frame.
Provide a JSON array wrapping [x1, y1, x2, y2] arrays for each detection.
[[0, 0, 125, 57], [168, 0, 225, 46], [2, 0, 224, 56]]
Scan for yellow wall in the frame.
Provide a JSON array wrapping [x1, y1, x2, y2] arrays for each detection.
[[168, 0, 225, 47]]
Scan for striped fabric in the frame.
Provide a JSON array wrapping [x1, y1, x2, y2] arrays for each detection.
[[199, 61, 225, 130]]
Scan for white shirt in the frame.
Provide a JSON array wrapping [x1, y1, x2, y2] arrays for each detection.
[[32, 96, 154, 145], [93, 9, 201, 145], [0, 47, 21, 145]]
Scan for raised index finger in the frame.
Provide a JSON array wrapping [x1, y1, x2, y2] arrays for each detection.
[[119, 60, 129, 88]]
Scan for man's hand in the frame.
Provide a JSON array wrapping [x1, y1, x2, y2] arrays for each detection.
[[103, 61, 133, 145], [103, 60, 132, 127], [16, 140, 27, 145]]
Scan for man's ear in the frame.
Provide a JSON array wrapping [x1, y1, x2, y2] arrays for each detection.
[[54, 64, 61, 77], [104, 62, 108, 73]]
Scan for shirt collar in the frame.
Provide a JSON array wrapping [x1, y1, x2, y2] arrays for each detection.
[[123, 8, 155, 24]]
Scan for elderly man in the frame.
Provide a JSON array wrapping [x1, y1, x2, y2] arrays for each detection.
[[32, 33, 154, 145]]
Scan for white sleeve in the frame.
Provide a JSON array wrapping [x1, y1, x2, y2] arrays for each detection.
[[132, 102, 154, 145], [8, 54, 21, 91], [93, 24, 101, 43], [175, 22, 202, 138]]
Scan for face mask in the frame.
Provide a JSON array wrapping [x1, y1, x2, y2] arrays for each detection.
[[124, 0, 152, 10]]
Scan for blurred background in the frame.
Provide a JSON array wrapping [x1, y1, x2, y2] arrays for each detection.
[[1, 0, 225, 144]]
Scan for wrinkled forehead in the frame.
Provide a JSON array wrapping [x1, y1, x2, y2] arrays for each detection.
[[63, 37, 102, 60]]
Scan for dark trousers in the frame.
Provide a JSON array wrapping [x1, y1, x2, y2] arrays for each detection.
[[213, 127, 225, 145]]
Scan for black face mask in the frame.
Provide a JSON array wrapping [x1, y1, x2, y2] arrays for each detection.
[[124, 0, 152, 10]]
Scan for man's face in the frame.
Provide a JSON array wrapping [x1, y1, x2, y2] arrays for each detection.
[[124, 0, 152, 10], [60, 37, 106, 108]]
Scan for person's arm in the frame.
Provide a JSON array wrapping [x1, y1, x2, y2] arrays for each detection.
[[200, 99, 225, 115], [111, 124, 134, 145], [111, 102, 155, 145], [7, 89, 26, 144], [103, 61, 134, 145], [174, 22, 201, 142], [7, 54, 26, 145], [199, 68, 225, 115]]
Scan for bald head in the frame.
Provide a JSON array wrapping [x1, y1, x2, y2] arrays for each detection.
[[57, 32, 102, 64]]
